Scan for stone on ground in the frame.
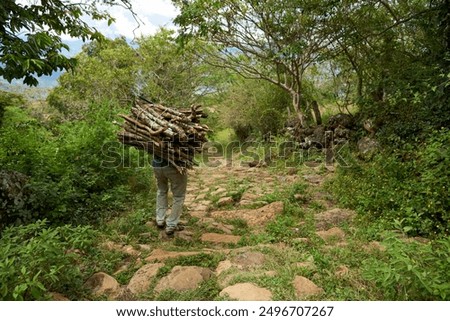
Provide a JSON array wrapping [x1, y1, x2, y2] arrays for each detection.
[[49, 292, 70, 301], [154, 266, 213, 293], [314, 208, 356, 229], [201, 233, 241, 244], [210, 201, 283, 227], [231, 251, 266, 269], [217, 196, 234, 207], [303, 174, 324, 185], [292, 276, 323, 299], [216, 260, 233, 275], [84, 272, 121, 299], [127, 263, 164, 295], [219, 282, 272, 301]]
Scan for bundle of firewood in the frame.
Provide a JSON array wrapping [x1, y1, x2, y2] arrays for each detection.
[[116, 97, 210, 174]]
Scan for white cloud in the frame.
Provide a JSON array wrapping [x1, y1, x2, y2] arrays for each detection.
[[131, 0, 179, 18], [16, 0, 180, 41], [15, 1, 178, 49], [90, 0, 179, 39]]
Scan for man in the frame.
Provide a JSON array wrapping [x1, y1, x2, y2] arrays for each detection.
[[152, 155, 187, 237]]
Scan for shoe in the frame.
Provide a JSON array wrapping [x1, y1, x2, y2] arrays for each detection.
[[165, 224, 185, 236], [156, 221, 165, 229]]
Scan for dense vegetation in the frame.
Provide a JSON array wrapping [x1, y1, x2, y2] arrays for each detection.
[[0, 0, 448, 301]]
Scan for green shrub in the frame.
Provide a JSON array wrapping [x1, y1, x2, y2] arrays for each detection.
[[0, 90, 25, 127], [362, 234, 450, 300], [0, 220, 96, 300], [330, 128, 449, 237], [220, 78, 290, 140], [0, 102, 153, 227]]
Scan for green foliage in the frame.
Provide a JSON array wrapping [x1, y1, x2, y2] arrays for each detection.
[[136, 29, 224, 108], [47, 29, 225, 119], [330, 128, 450, 237], [173, 0, 335, 120], [220, 77, 290, 140], [0, 220, 96, 300], [0, 103, 152, 227], [362, 234, 450, 300], [0, 0, 133, 86], [105, 208, 157, 244], [265, 215, 296, 242], [47, 37, 137, 119], [0, 90, 25, 126], [331, 0, 449, 140]]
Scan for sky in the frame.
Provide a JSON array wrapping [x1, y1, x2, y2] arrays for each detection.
[[3, 0, 179, 88], [74, 0, 179, 41], [60, 0, 179, 57]]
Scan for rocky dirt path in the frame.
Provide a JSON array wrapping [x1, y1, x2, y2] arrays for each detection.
[[71, 158, 376, 301]]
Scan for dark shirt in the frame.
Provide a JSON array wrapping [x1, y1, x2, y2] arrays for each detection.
[[152, 155, 170, 167]]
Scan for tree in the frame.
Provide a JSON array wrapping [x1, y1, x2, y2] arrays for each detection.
[[327, 0, 450, 134], [136, 28, 225, 108], [172, 0, 334, 127], [47, 37, 137, 118], [47, 29, 225, 118], [0, 0, 135, 86], [220, 76, 290, 140]]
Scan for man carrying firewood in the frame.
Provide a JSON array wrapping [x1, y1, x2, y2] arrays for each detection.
[[116, 98, 210, 236], [152, 155, 188, 237]]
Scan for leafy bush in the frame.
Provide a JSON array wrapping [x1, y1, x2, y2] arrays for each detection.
[[362, 234, 450, 300], [330, 128, 449, 237], [0, 220, 96, 300], [0, 90, 25, 127], [0, 102, 153, 227], [220, 77, 290, 140]]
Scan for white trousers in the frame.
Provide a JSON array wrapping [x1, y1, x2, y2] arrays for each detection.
[[153, 166, 188, 228]]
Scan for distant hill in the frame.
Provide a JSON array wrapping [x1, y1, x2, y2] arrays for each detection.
[[36, 72, 62, 88], [0, 72, 60, 99], [1, 38, 84, 92]]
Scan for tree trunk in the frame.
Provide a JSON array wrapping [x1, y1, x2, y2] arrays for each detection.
[[292, 91, 306, 128], [311, 100, 322, 126], [357, 74, 363, 100]]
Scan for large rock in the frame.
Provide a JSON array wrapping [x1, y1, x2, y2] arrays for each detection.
[[154, 266, 213, 293], [314, 208, 356, 229], [201, 233, 241, 244], [231, 251, 266, 269], [219, 283, 272, 301], [216, 260, 233, 275], [84, 272, 121, 299], [312, 125, 325, 145], [357, 136, 379, 160], [293, 276, 323, 299], [217, 196, 234, 207], [303, 174, 324, 185], [127, 263, 164, 295], [327, 113, 354, 129], [210, 201, 283, 227], [211, 187, 227, 196], [49, 292, 70, 301]]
